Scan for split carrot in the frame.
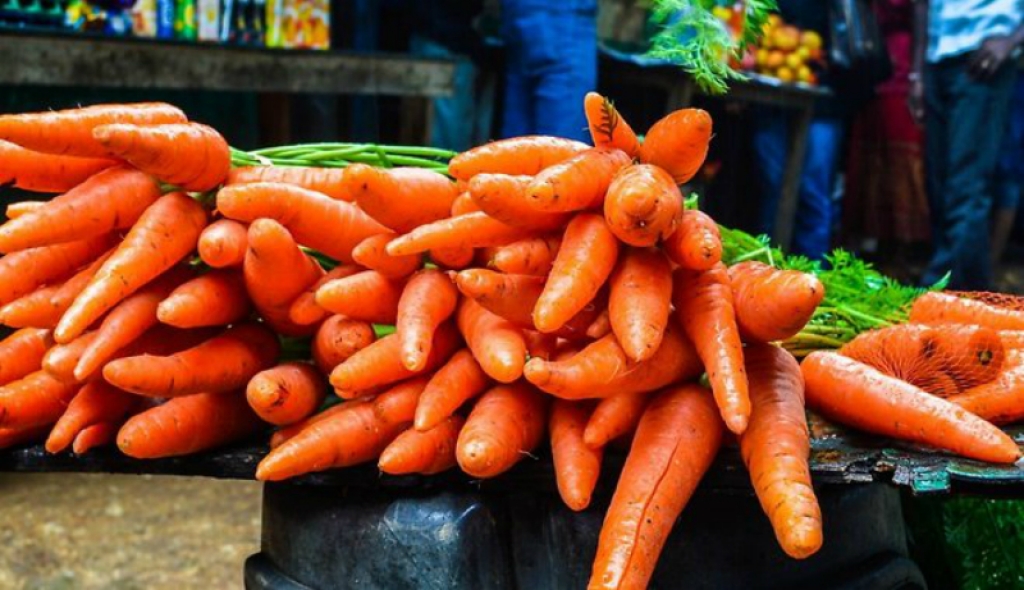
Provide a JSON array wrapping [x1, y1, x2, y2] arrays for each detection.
[[414, 349, 491, 431], [0, 370, 79, 429], [456, 381, 548, 478], [583, 392, 651, 449], [468, 173, 570, 230], [397, 270, 459, 371], [311, 316, 376, 374], [43, 331, 99, 383], [603, 164, 683, 247], [5, 201, 44, 219], [550, 399, 603, 511], [910, 291, 1024, 330], [330, 323, 460, 397], [385, 212, 533, 256], [663, 209, 722, 271], [637, 108, 712, 184], [379, 416, 465, 475], [288, 265, 362, 327], [157, 269, 251, 328], [429, 246, 475, 270], [45, 380, 141, 454], [728, 261, 824, 343], [72, 422, 121, 454], [608, 248, 673, 362], [0, 249, 113, 329], [526, 148, 632, 212], [0, 233, 115, 307], [244, 218, 324, 336], [489, 234, 561, 276], [457, 298, 528, 383], [448, 136, 589, 181], [198, 219, 248, 268], [0, 328, 51, 386], [93, 122, 230, 191], [0, 140, 116, 193], [345, 164, 459, 233], [352, 234, 422, 279], [227, 166, 352, 201], [584, 92, 641, 158], [246, 362, 327, 426], [314, 270, 404, 324]]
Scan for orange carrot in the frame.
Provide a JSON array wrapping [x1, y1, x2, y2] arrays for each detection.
[[55, 193, 207, 343], [638, 108, 712, 184], [450, 191, 481, 215], [43, 331, 99, 383], [386, 212, 533, 256], [534, 213, 619, 333], [429, 246, 475, 270], [457, 298, 527, 384], [352, 234, 422, 279], [93, 122, 230, 191], [489, 234, 561, 276], [448, 136, 589, 181], [456, 381, 548, 478], [0, 370, 79, 429], [379, 416, 465, 475], [663, 209, 723, 271], [244, 218, 324, 336], [468, 173, 570, 230], [586, 309, 612, 339], [584, 92, 641, 157], [269, 402, 349, 449], [524, 330, 559, 360], [949, 356, 1024, 425], [5, 201, 44, 219], [198, 219, 248, 268], [414, 349, 490, 431], [910, 291, 1024, 330], [589, 383, 722, 590], [674, 264, 750, 434], [0, 425, 50, 450], [0, 140, 116, 193], [1000, 330, 1024, 349], [288, 265, 362, 327], [315, 270, 404, 324], [345, 164, 459, 232], [45, 380, 140, 454], [397, 270, 459, 371], [526, 148, 632, 212], [609, 248, 673, 362], [550, 399, 603, 511], [157, 269, 250, 328], [117, 391, 264, 459], [583, 392, 650, 449], [802, 351, 1020, 463], [0, 328, 51, 386], [330, 323, 460, 397], [311, 316, 376, 374], [728, 261, 825, 343], [604, 165, 683, 247], [0, 249, 113, 329], [103, 323, 280, 397], [246, 362, 327, 426], [72, 422, 121, 454], [227, 166, 352, 201], [0, 233, 115, 307]]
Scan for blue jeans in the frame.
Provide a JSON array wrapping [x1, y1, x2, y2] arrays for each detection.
[[500, 0, 597, 142], [753, 111, 844, 261]]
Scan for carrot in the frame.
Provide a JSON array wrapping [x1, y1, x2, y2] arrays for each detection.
[[414, 349, 491, 431], [244, 218, 324, 336], [450, 191, 481, 215], [489, 234, 561, 276], [288, 265, 362, 327], [379, 416, 465, 475], [739, 344, 822, 559], [801, 351, 1020, 463], [352, 234, 422, 279], [1000, 330, 1024, 349], [0, 167, 162, 253], [117, 391, 264, 459], [0, 425, 50, 450], [583, 392, 651, 449], [269, 402, 349, 449], [534, 213, 619, 333], [0, 102, 187, 158], [663, 209, 722, 271], [457, 298, 527, 384], [0, 140, 116, 193], [728, 261, 824, 343], [526, 148, 632, 212], [638, 108, 712, 184], [385, 212, 533, 256], [198, 219, 248, 268], [5, 201, 44, 219], [589, 383, 722, 590], [468, 173, 570, 230], [609, 248, 673, 362], [330, 322, 460, 397], [345, 164, 459, 233], [456, 381, 548, 478], [0, 233, 115, 307], [93, 122, 230, 191], [0, 370, 79, 429], [314, 270, 404, 324], [674, 264, 750, 434], [0, 249, 113, 329], [246, 362, 327, 426], [550, 399, 603, 511], [55, 193, 207, 343], [72, 422, 121, 454], [396, 270, 459, 371], [256, 377, 427, 480], [584, 92, 641, 157], [0, 328, 51, 386], [103, 323, 280, 397], [448, 136, 589, 181], [227, 166, 352, 201], [45, 380, 140, 454], [43, 331, 99, 383], [524, 330, 559, 361], [216, 182, 389, 263], [429, 246, 475, 270], [157, 269, 250, 329], [586, 309, 612, 339], [949, 355, 1024, 425], [311, 316, 376, 374], [910, 291, 1024, 330], [604, 165, 683, 247]]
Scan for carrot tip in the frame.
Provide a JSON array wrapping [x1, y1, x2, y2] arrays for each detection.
[[724, 415, 749, 435]]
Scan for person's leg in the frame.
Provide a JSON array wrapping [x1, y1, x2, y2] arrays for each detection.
[[921, 61, 952, 286], [750, 107, 789, 236], [499, 0, 536, 138], [991, 81, 1024, 267], [791, 117, 844, 260], [409, 36, 477, 152]]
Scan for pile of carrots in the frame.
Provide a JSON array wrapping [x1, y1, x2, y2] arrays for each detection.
[[0, 96, 1021, 589]]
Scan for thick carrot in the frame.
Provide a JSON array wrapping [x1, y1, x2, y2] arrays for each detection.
[[246, 362, 327, 426], [314, 270, 404, 324], [379, 416, 465, 475], [448, 136, 589, 181], [674, 264, 750, 434], [663, 209, 723, 271], [345, 164, 459, 232], [589, 383, 722, 590], [526, 148, 632, 212], [429, 246, 475, 270], [456, 381, 548, 478], [550, 399, 603, 511], [0, 233, 115, 307], [451, 191, 481, 215], [386, 212, 532, 256], [490, 234, 561, 276], [0, 102, 187, 158], [352, 234, 422, 279], [93, 122, 230, 191], [0, 425, 51, 450], [244, 218, 324, 336], [0, 328, 51, 386], [72, 422, 121, 454], [584, 92, 641, 157], [802, 351, 1020, 463], [311, 316, 376, 374], [103, 323, 280, 397], [117, 391, 264, 459], [217, 182, 389, 263], [728, 261, 824, 343], [198, 219, 248, 268], [269, 402, 350, 449], [397, 270, 459, 371], [638, 108, 712, 184], [910, 291, 1024, 330], [0, 167, 162, 253], [457, 298, 527, 384], [949, 357, 1024, 425], [45, 380, 140, 454], [227, 166, 352, 201], [157, 269, 250, 328], [0, 140, 116, 193], [583, 392, 651, 449], [256, 377, 427, 480], [5, 201, 44, 219], [468, 173, 570, 230], [534, 213, 619, 333], [414, 349, 490, 431], [0, 249, 113, 329], [0, 370, 79, 429], [43, 331, 99, 383], [604, 165, 683, 247], [609, 248, 673, 362], [288, 265, 362, 327]]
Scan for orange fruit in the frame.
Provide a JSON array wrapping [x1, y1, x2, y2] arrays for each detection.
[[775, 67, 795, 83], [766, 50, 786, 69], [796, 65, 813, 83], [801, 30, 823, 50], [785, 52, 803, 69]]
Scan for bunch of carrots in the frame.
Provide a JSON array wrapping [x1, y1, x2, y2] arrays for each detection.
[[0, 96, 1021, 589]]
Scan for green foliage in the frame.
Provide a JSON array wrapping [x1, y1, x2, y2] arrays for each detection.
[[944, 498, 1024, 590]]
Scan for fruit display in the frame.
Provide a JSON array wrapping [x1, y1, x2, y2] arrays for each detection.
[[714, 6, 826, 86]]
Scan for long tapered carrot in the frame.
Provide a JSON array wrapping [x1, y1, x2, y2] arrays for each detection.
[[663, 209, 723, 271], [93, 122, 230, 191], [117, 391, 264, 459], [157, 269, 251, 328], [802, 351, 1020, 463], [0, 328, 51, 387], [448, 136, 589, 181], [638, 108, 712, 184], [0, 370, 79, 429], [43, 331, 99, 383], [583, 391, 651, 449], [910, 291, 1024, 330], [72, 422, 122, 454], [534, 213, 619, 333], [198, 219, 248, 268], [0, 248, 113, 329], [584, 92, 641, 157], [729, 261, 825, 343], [0, 425, 51, 450], [604, 165, 683, 247], [379, 416, 465, 475], [468, 173, 570, 230], [386, 212, 533, 256], [739, 344, 822, 559], [0, 233, 115, 307], [5, 201, 44, 219], [269, 402, 350, 449], [526, 148, 632, 212], [246, 362, 327, 426], [589, 384, 722, 590], [414, 349, 490, 431], [456, 381, 548, 478], [457, 298, 527, 384], [352, 234, 422, 279], [103, 323, 280, 397], [330, 323, 460, 397], [315, 270, 404, 324], [45, 380, 140, 454], [0, 140, 116, 193], [673, 264, 750, 434], [551, 399, 603, 511], [312, 316, 377, 374], [228, 166, 352, 201], [288, 265, 362, 326], [609, 248, 673, 362], [397, 270, 459, 371], [345, 164, 459, 232], [244, 218, 324, 336], [0, 102, 187, 158], [217, 182, 388, 263], [489, 234, 561, 276]]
